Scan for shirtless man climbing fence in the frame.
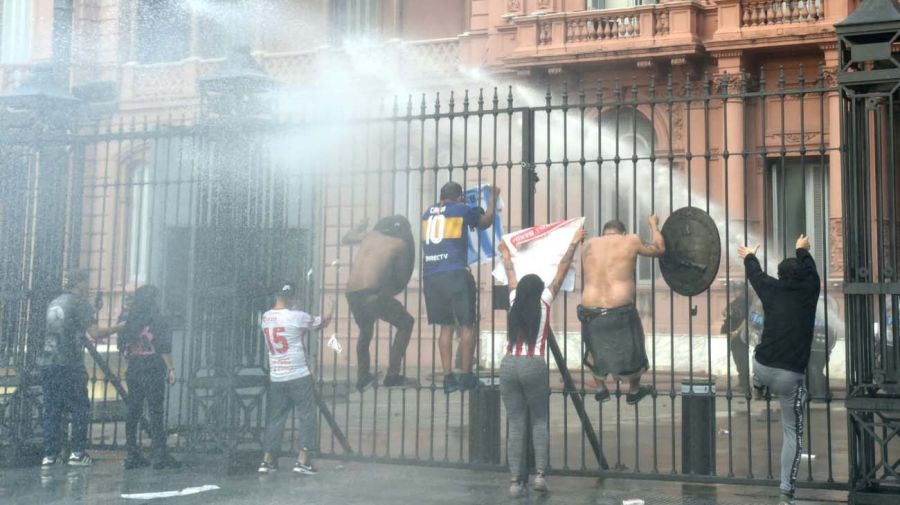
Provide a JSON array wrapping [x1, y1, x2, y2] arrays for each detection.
[[342, 216, 417, 391], [579, 215, 665, 405]]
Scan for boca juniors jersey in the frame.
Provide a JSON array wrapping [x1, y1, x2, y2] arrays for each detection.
[[421, 201, 483, 277]]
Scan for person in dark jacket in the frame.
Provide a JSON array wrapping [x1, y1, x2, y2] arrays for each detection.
[[738, 234, 820, 505], [721, 281, 751, 396], [119, 285, 181, 470]]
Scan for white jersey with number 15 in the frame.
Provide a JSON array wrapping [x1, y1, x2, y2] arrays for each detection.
[[261, 308, 322, 382]]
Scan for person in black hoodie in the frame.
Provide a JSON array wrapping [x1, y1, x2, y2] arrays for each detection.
[[119, 285, 181, 470], [738, 234, 820, 505]]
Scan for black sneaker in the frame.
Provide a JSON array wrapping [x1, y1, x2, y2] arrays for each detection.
[[292, 460, 317, 475], [356, 372, 377, 392], [152, 455, 182, 470], [383, 375, 416, 388], [459, 372, 480, 391], [594, 389, 611, 403], [625, 385, 654, 405], [123, 453, 151, 470], [67, 452, 93, 467], [258, 460, 278, 474], [443, 373, 462, 394]]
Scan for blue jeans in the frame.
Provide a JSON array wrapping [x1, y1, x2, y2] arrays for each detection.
[[752, 357, 807, 496], [41, 366, 90, 458]]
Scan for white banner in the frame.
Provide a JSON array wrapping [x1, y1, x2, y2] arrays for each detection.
[[492, 217, 585, 293]]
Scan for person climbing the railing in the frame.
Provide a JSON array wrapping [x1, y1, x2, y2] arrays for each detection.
[[739, 234, 820, 505], [497, 227, 584, 498], [342, 215, 417, 392], [421, 181, 500, 393], [579, 215, 665, 405]]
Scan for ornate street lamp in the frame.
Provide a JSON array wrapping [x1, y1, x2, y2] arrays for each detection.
[[0, 63, 80, 131], [200, 46, 275, 122], [836, 0, 900, 92]]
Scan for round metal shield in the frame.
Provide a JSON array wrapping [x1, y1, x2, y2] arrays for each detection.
[[659, 207, 721, 297]]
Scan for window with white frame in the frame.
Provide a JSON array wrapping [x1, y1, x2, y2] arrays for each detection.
[[766, 158, 829, 276], [128, 165, 152, 284], [0, 0, 32, 64]]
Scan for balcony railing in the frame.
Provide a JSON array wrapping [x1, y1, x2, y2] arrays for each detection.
[[117, 37, 462, 105], [741, 0, 824, 27], [507, 1, 700, 65]]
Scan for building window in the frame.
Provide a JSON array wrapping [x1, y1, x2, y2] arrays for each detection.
[[586, 0, 656, 10], [766, 158, 829, 273], [135, 0, 190, 63], [128, 165, 152, 283], [0, 0, 32, 64], [331, 0, 380, 39]]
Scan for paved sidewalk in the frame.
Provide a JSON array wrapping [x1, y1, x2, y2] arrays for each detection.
[[0, 452, 848, 505]]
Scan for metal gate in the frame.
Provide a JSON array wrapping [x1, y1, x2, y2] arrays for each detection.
[[310, 68, 847, 489], [837, 4, 900, 503], [1, 63, 851, 489]]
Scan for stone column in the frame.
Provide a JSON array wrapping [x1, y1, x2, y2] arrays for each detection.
[[822, 43, 843, 280]]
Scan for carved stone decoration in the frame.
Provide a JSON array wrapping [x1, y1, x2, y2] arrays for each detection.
[[829, 218, 843, 278], [537, 0, 553, 11], [506, 0, 523, 14], [672, 103, 685, 144], [822, 67, 838, 87]]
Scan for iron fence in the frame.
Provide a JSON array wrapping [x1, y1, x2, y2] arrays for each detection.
[[0, 66, 855, 489]]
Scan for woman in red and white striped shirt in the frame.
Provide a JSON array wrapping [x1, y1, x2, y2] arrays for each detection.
[[498, 227, 584, 497]]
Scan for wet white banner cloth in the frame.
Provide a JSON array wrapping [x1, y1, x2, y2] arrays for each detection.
[[492, 217, 585, 292]]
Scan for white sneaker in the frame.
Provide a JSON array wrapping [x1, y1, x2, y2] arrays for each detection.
[[532, 473, 548, 493], [67, 452, 92, 466], [41, 456, 56, 468], [509, 481, 526, 498]]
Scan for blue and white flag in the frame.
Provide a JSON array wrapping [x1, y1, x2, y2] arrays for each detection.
[[465, 185, 504, 265]]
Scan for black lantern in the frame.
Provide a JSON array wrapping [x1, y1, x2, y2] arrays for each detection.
[[836, 0, 900, 92], [200, 46, 275, 121]]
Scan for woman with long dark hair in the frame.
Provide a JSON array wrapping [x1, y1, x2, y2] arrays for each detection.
[[497, 227, 584, 497], [119, 285, 180, 470]]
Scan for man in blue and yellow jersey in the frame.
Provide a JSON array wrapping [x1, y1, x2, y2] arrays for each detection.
[[422, 181, 500, 393]]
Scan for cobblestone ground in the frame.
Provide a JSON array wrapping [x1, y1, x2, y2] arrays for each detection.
[[0, 452, 848, 505]]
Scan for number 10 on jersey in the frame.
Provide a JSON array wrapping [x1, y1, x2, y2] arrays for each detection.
[[424, 214, 446, 245]]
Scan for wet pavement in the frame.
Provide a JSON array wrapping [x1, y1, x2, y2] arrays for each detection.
[[0, 452, 848, 505]]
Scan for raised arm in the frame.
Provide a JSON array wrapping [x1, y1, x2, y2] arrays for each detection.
[[738, 244, 776, 301], [548, 228, 585, 298], [477, 186, 501, 230], [341, 218, 370, 245], [498, 240, 517, 290], [795, 234, 821, 285], [636, 214, 666, 257]]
